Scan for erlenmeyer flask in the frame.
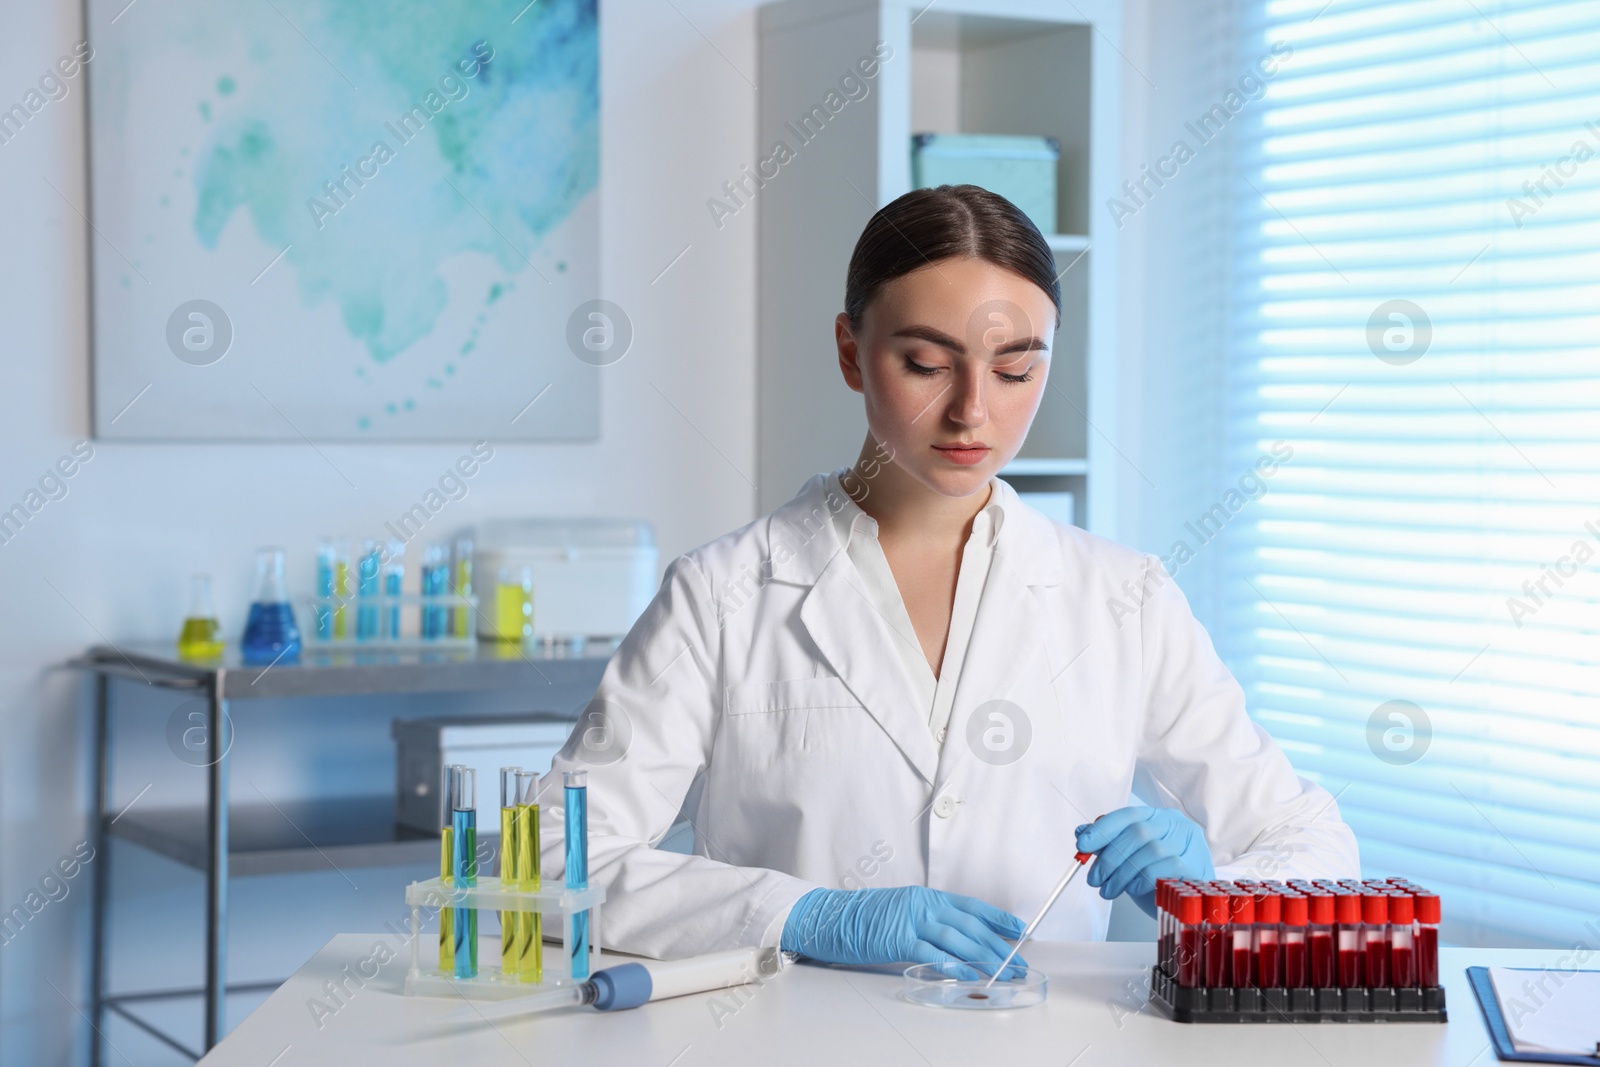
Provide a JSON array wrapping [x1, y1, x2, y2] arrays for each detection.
[[241, 546, 301, 664], [177, 573, 225, 660]]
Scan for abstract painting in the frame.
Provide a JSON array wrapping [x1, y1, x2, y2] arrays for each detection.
[[85, 0, 600, 440]]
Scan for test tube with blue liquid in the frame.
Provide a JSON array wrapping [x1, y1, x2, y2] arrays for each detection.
[[356, 539, 381, 640], [450, 765, 478, 978], [422, 544, 448, 640], [382, 540, 404, 640], [315, 539, 336, 639], [564, 770, 590, 979]]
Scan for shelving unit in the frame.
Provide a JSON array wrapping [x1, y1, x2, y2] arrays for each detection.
[[109, 796, 438, 876], [72, 642, 608, 1063], [757, 0, 1121, 537]]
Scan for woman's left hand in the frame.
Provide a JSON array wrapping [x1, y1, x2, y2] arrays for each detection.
[[1075, 807, 1215, 918]]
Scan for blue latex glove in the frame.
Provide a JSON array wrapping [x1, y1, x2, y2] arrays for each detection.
[[781, 886, 1027, 977], [1075, 806, 1214, 918]]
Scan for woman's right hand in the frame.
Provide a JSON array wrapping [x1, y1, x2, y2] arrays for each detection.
[[780, 885, 1027, 976]]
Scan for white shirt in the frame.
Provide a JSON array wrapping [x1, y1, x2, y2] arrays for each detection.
[[825, 467, 1004, 744]]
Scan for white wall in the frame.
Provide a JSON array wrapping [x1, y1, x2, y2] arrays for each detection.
[[0, 0, 762, 1060], [0, 0, 1240, 1057]]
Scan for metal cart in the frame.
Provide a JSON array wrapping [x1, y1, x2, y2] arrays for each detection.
[[71, 640, 613, 1063]]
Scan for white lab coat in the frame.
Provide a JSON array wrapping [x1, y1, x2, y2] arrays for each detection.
[[539, 473, 1358, 959]]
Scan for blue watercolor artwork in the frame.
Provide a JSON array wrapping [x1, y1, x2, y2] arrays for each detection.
[[86, 0, 600, 440]]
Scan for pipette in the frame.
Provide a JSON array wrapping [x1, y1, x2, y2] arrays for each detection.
[[443, 946, 782, 1024], [983, 850, 1094, 989]]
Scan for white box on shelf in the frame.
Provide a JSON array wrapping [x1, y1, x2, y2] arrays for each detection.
[[393, 716, 576, 833], [469, 518, 657, 643]]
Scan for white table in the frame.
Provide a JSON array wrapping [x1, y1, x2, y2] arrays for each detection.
[[200, 936, 1547, 1066]]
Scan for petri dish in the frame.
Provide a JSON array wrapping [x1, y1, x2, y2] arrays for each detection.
[[902, 961, 1048, 1010]]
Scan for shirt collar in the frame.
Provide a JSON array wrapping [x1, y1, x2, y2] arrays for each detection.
[[825, 467, 1005, 551]]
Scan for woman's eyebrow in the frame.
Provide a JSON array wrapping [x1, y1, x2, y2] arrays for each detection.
[[891, 324, 1049, 357], [892, 324, 966, 353]]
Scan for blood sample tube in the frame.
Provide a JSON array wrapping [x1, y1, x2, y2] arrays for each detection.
[[1415, 892, 1440, 986], [1174, 890, 1199, 978], [1230, 890, 1255, 988], [1176, 892, 1203, 988], [1253, 889, 1282, 988], [1171, 883, 1196, 979], [1202, 890, 1230, 988], [1308, 893, 1335, 987], [1282, 893, 1308, 988], [1389, 892, 1417, 987], [1335, 892, 1362, 987], [1156, 880, 1168, 972], [1361, 891, 1389, 988], [1158, 880, 1174, 974]]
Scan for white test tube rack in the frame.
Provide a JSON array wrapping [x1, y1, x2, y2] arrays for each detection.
[[404, 878, 606, 999]]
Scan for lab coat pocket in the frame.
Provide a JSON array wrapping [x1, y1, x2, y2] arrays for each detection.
[[720, 676, 868, 765]]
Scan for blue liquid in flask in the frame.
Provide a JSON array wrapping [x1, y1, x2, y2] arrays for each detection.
[[241, 547, 302, 664]]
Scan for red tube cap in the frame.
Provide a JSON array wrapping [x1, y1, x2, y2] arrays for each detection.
[[1414, 893, 1441, 923], [1362, 892, 1389, 924], [1178, 894, 1203, 925], [1388, 893, 1415, 924], [1229, 892, 1255, 925], [1309, 893, 1335, 925], [1255, 892, 1281, 923], [1282, 894, 1309, 926], [1203, 891, 1230, 924], [1335, 893, 1362, 925]]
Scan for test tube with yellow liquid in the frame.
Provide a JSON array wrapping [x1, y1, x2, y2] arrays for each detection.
[[499, 768, 520, 974], [331, 539, 352, 639], [514, 769, 542, 983], [438, 764, 455, 973]]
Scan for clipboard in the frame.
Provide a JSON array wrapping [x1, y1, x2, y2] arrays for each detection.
[[1468, 966, 1600, 1064]]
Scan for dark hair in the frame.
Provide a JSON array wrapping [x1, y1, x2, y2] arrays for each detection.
[[843, 184, 1061, 332]]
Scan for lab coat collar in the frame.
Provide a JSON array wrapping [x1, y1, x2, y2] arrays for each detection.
[[764, 470, 1063, 588], [764, 471, 1066, 785], [825, 467, 1005, 554]]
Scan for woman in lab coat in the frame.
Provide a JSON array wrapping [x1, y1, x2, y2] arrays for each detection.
[[540, 184, 1358, 967]]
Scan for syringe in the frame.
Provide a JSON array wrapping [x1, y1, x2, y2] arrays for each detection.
[[444, 946, 783, 1024], [983, 850, 1095, 989]]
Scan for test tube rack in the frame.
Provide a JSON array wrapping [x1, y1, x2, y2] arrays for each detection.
[[1147, 876, 1447, 1024], [1148, 966, 1448, 1023], [403, 877, 605, 999], [305, 593, 477, 649]]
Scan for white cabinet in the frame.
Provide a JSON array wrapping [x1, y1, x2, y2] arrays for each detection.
[[756, 0, 1121, 536]]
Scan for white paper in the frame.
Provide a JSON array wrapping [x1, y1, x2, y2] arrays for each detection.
[[1489, 965, 1600, 1056]]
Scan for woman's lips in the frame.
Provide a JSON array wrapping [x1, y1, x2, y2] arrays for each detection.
[[933, 443, 990, 466]]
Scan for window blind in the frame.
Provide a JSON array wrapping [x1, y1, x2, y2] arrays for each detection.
[[1220, 0, 1600, 947]]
